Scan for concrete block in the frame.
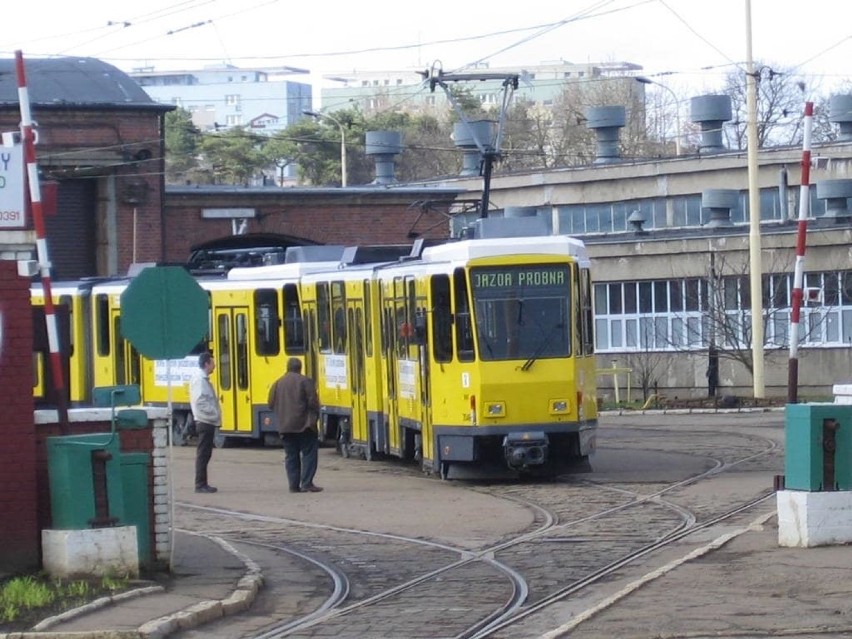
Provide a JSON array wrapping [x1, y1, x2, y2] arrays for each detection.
[[777, 489, 852, 547], [42, 526, 139, 578], [221, 589, 252, 615]]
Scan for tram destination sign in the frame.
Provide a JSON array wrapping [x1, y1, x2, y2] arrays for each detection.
[[471, 265, 568, 292], [0, 145, 25, 229]]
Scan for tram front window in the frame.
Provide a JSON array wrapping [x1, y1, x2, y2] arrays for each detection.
[[470, 265, 572, 361]]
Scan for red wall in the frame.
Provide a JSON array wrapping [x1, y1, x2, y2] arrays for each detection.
[[0, 261, 157, 572], [162, 192, 458, 264], [0, 260, 39, 572]]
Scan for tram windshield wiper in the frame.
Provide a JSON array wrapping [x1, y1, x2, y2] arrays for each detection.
[[521, 322, 563, 371]]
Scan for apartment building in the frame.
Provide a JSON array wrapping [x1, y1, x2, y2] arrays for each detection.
[[131, 64, 312, 133], [321, 59, 644, 115]]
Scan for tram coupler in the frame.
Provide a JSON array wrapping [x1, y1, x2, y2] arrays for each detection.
[[503, 431, 548, 470]]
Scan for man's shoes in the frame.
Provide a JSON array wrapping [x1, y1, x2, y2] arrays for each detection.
[[301, 484, 323, 493], [288, 487, 303, 493], [195, 485, 218, 493]]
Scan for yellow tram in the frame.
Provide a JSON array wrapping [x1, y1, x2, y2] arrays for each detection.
[[31, 229, 597, 478], [302, 231, 598, 478]]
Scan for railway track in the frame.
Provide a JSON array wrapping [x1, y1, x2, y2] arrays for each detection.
[[171, 418, 783, 639]]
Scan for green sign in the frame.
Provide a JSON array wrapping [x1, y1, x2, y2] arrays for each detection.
[[120, 266, 208, 359]]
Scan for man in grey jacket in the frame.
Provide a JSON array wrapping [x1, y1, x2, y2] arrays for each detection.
[[268, 357, 322, 493], [190, 352, 221, 493]]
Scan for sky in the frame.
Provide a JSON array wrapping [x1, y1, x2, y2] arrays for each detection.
[[3, 0, 851, 101]]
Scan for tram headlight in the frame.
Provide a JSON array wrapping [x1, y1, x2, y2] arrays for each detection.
[[485, 402, 505, 417], [550, 399, 569, 414]]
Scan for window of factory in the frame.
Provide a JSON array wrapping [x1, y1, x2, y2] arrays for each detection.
[[594, 269, 852, 353]]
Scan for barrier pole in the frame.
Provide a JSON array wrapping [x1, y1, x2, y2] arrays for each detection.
[[787, 101, 814, 404], [15, 50, 68, 430]]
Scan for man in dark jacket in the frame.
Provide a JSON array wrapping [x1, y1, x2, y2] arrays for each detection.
[[268, 357, 323, 493]]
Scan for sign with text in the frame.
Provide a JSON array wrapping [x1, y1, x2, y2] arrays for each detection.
[[0, 146, 25, 228]]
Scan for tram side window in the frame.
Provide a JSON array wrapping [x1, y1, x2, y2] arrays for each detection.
[[59, 295, 74, 357], [236, 313, 249, 390], [581, 268, 595, 355], [573, 266, 583, 355], [113, 316, 126, 384], [395, 300, 407, 358], [95, 294, 110, 356], [283, 284, 305, 354], [218, 314, 232, 391], [332, 281, 347, 354], [405, 277, 417, 358], [430, 275, 452, 363], [380, 304, 390, 355], [363, 280, 373, 357], [254, 289, 280, 356], [453, 268, 475, 361], [317, 283, 331, 351]]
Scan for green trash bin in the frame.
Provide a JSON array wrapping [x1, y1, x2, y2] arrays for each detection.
[[120, 452, 151, 567], [785, 403, 852, 491], [46, 433, 124, 529]]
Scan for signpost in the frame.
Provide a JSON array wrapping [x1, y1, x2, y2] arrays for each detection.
[[120, 265, 208, 566], [121, 266, 208, 360]]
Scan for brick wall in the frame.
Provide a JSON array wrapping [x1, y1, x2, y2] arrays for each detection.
[[0, 260, 39, 572], [0, 107, 166, 275], [163, 192, 458, 263]]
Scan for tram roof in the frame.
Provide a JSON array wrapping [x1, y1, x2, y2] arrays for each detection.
[[226, 260, 344, 281], [420, 234, 589, 264], [30, 277, 124, 295]]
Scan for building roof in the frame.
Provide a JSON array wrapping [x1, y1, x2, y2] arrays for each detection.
[[0, 56, 170, 110]]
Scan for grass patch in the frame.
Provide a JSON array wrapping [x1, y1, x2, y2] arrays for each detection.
[[0, 572, 130, 631]]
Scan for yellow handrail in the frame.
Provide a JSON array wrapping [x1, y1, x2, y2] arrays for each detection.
[[596, 366, 632, 404], [641, 393, 665, 410]]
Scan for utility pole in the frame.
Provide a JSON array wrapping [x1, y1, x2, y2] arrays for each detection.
[[421, 66, 518, 218], [745, 0, 765, 398]]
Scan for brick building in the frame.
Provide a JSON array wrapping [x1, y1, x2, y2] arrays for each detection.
[[0, 56, 172, 278], [163, 185, 463, 265]]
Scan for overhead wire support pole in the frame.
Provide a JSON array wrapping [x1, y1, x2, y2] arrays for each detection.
[[15, 49, 69, 431], [744, 0, 765, 399], [423, 67, 518, 219], [787, 101, 814, 404]]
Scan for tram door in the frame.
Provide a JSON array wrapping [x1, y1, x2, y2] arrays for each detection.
[[347, 298, 369, 452], [381, 284, 401, 455], [110, 307, 141, 387], [213, 307, 252, 435]]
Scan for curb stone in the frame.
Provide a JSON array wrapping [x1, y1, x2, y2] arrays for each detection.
[[0, 533, 263, 639]]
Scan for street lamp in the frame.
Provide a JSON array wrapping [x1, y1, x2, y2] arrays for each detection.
[[635, 76, 682, 156], [303, 109, 347, 187]]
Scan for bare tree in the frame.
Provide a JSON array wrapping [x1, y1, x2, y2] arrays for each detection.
[[623, 329, 669, 403], [545, 76, 648, 167], [723, 63, 815, 149], [669, 250, 834, 386]]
